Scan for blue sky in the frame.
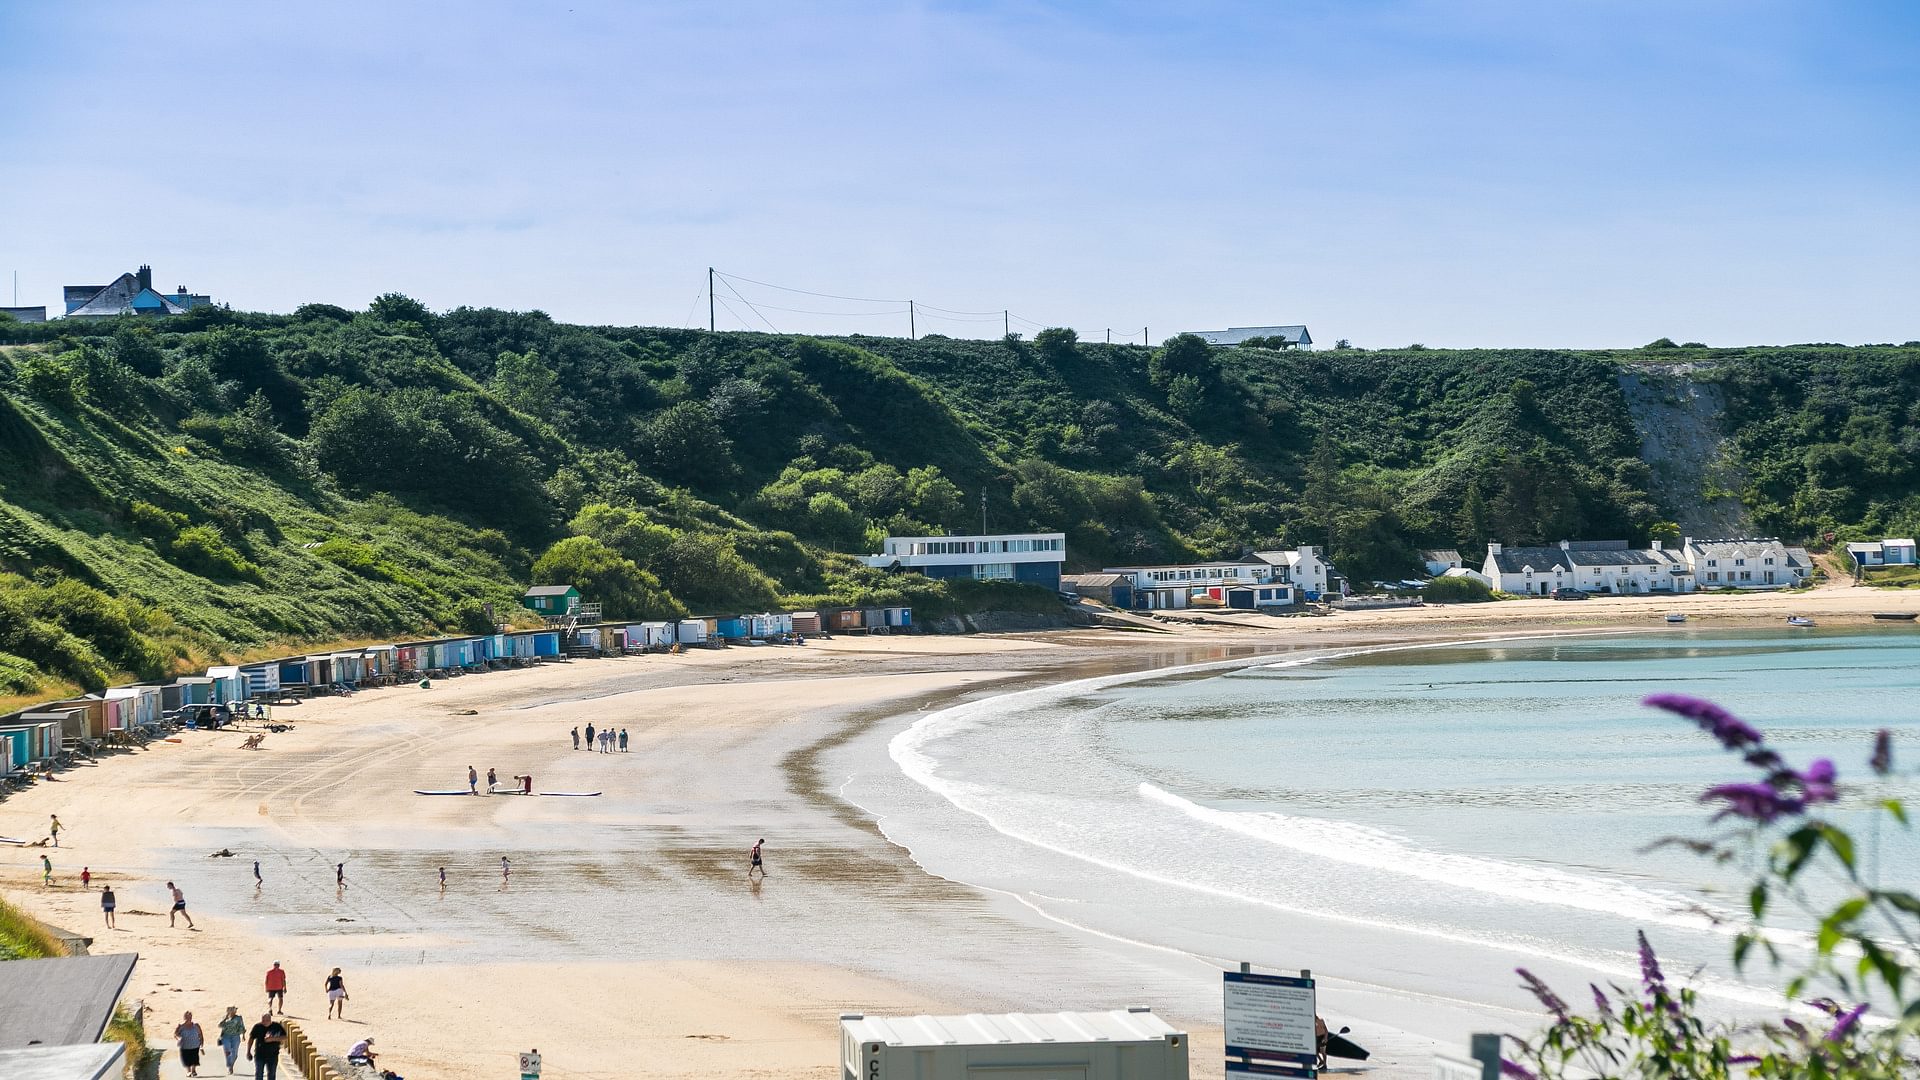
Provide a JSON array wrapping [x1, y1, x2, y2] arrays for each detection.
[[2, 1, 1915, 347]]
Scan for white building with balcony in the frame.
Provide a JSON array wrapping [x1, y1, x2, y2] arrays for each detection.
[[862, 533, 1067, 589]]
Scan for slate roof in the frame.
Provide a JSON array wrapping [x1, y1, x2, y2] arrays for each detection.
[[1062, 573, 1128, 589], [65, 274, 189, 318], [1185, 325, 1312, 347], [0, 953, 138, 1049], [522, 585, 578, 597], [1488, 547, 1572, 574], [1421, 549, 1464, 564]]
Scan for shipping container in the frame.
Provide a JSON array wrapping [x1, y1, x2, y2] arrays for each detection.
[[840, 1009, 1188, 1080]]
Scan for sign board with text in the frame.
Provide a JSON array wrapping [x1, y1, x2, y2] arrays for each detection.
[[1223, 970, 1317, 1071]]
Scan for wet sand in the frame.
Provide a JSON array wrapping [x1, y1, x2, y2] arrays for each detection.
[[0, 586, 1904, 1078]]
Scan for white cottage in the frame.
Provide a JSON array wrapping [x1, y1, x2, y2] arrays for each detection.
[[1684, 537, 1812, 589], [1483, 540, 1695, 596], [1846, 538, 1917, 570]]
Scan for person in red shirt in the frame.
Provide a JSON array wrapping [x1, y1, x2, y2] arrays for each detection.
[[265, 962, 287, 1014]]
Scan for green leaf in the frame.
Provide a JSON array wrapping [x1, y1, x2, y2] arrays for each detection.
[[1750, 882, 1769, 918], [1829, 896, 1869, 925], [1884, 798, 1908, 826], [1817, 823, 1857, 871], [1733, 932, 1754, 970], [1876, 890, 1920, 916], [1777, 825, 1821, 880]]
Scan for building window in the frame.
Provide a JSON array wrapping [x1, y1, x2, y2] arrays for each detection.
[[1764, 558, 1774, 565], [1735, 558, 1746, 566], [1740, 571, 1751, 581], [1707, 572, 1718, 582], [975, 563, 1015, 580], [1707, 559, 1717, 567]]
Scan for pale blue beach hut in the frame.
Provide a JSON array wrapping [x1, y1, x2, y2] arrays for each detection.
[[206, 666, 247, 704], [241, 662, 282, 699]]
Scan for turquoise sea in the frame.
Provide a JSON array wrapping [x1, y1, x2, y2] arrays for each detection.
[[866, 630, 1920, 1021]]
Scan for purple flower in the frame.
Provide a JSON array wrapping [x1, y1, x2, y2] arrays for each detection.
[[1799, 758, 1838, 806], [1701, 782, 1804, 823], [1871, 729, 1892, 776], [1590, 983, 1613, 1017], [1517, 968, 1570, 1023], [1636, 932, 1681, 1014], [1824, 1003, 1868, 1042], [1644, 694, 1764, 751], [1500, 1062, 1540, 1080]]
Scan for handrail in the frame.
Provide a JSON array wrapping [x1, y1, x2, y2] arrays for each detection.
[[281, 1021, 346, 1080]]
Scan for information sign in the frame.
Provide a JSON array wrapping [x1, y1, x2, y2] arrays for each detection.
[[519, 1050, 542, 1079], [1223, 969, 1317, 1067]]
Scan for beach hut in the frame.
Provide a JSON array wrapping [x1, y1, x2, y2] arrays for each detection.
[[105, 686, 162, 728], [747, 615, 772, 640], [241, 662, 282, 699], [29, 708, 94, 748], [674, 619, 708, 646], [46, 698, 109, 740], [277, 658, 312, 691], [328, 653, 366, 686], [205, 666, 247, 704], [860, 608, 885, 633], [832, 608, 866, 632], [0, 719, 60, 763], [363, 645, 397, 678], [488, 634, 509, 662], [791, 611, 822, 637], [883, 606, 913, 629], [162, 677, 215, 711], [0, 727, 30, 770], [532, 631, 561, 658], [715, 616, 749, 641], [634, 622, 668, 649]]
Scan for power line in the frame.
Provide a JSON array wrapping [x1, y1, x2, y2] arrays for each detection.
[[717, 275, 780, 333], [711, 269, 905, 305]]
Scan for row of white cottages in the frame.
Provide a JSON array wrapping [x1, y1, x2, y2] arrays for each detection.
[[1065, 545, 1339, 611], [1427, 538, 1815, 596]]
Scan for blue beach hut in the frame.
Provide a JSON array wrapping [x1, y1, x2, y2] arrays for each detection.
[[716, 616, 749, 641], [533, 631, 560, 657], [241, 662, 282, 699]]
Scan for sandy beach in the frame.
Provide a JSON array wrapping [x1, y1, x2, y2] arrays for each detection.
[[1, 582, 1910, 1080]]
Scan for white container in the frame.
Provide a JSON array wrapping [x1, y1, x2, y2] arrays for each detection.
[[675, 619, 708, 645], [841, 1009, 1188, 1080]]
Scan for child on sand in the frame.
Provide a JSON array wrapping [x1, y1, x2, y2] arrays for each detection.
[[749, 839, 765, 880], [42, 854, 52, 885]]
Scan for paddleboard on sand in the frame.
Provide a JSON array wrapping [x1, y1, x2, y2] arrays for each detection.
[[539, 792, 602, 797], [0, 836, 26, 845], [413, 790, 476, 796]]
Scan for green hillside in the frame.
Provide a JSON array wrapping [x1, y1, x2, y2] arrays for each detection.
[[2, 302, 1916, 703]]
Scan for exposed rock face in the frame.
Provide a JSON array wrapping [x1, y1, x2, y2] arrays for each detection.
[[1618, 365, 1754, 537]]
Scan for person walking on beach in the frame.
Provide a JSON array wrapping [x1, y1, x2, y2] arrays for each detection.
[[584, 722, 595, 750], [324, 967, 348, 1019], [101, 883, 116, 928], [438, 866, 446, 890], [49, 814, 62, 847], [467, 765, 478, 795], [253, 860, 262, 885], [168, 881, 195, 928], [248, 1011, 286, 1080], [571, 726, 580, 750], [175, 1011, 205, 1076], [42, 854, 53, 885], [500, 855, 510, 882], [219, 1006, 246, 1073], [336, 862, 345, 889], [486, 766, 498, 792], [265, 962, 287, 1013], [748, 838, 765, 880], [621, 728, 630, 752], [81, 866, 90, 887]]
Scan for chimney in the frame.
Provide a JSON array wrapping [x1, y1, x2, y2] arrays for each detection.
[[1650, 539, 1663, 551], [1683, 536, 1693, 551], [136, 264, 152, 291], [176, 285, 187, 296], [1558, 539, 1571, 550]]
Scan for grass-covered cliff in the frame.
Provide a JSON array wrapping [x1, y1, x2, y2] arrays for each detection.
[[2, 301, 1914, 703]]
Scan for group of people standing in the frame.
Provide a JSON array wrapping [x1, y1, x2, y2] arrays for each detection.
[[572, 723, 628, 752], [171, 1002, 287, 1078]]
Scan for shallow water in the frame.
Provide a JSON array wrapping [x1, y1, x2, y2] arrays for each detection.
[[862, 630, 1920, 1019]]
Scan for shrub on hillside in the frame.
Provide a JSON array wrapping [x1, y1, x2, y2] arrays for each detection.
[[531, 535, 681, 620], [169, 525, 262, 582]]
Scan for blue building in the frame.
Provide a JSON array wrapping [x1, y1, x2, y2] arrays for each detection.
[[861, 532, 1067, 590]]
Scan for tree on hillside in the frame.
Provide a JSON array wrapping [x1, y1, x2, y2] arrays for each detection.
[[491, 348, 561, 423], [1149, 333, 1217, 390], [369, 293, 435, 327], [1034, 327, 1079, 363], [531, 535, 680, 619], [1298, 428, 1343, 552], [569, 503, 674, 565], [111, 324, 166, 377], [643, 401, 736, 488]]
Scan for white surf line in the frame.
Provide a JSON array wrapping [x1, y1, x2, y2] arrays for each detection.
[[880, 629, 1802, 1012]]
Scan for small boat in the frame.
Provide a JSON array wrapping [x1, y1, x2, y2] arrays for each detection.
[[1786, 616, 1816, 628], [1872, 612, 1918, 621], [1664, 613, 1687, 624]]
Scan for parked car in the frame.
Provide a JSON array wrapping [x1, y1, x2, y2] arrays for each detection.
[[170, 703, 234, 729], [1551, 588, 1589, 601]]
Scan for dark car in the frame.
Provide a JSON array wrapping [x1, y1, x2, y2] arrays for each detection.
[[171, 703, 234, 729], [1551, 588, 1589, 600]]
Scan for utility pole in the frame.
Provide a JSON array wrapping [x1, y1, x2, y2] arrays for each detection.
[[909, 300, 916, 340], [1105, 328, 1111, 344], [1004, 310, 1009, 337], [1143, 326, 1148, 345], [707, 267, 715, 332]]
